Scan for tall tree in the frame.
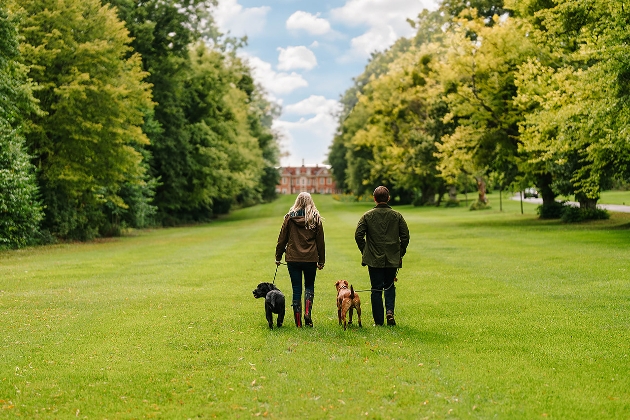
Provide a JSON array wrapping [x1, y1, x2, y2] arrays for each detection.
[[16, 0, 154, 239], [0, 4, 42, 248], [441, 0, 508, 20], [512, 0, 630, 209], [109, 0, 208, 223], [436, 11, 534, 206]]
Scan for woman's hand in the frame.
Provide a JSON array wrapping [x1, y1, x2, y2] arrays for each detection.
[[317, 263, 324, 270], [275, 260, 281, 266]]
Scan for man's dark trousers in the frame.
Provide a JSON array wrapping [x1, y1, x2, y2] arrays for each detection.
[[368, 266, 397, 325]]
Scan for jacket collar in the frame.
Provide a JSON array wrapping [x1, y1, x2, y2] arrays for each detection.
[[375, 203, 391, 209]]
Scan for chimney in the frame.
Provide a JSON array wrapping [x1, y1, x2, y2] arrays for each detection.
[[302, 159, 305, 167]]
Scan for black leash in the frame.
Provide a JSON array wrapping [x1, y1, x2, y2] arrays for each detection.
[[353, 282, 396, 293], [273, 262, 399, 292], [273, 262, 288, 284], [353, 268, 400, 293]]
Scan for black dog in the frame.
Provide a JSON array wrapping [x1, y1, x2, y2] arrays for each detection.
[[252, 282, 285, 329]]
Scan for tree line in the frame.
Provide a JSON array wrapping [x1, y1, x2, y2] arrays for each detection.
[[329, 0, 630, 219], [0, 0, 280, 249]]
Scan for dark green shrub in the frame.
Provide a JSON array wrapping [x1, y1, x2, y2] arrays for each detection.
[[537, 201, 566, 219], [469, 199, 491, 210], [561, 206, 609, 223], [0, 127, 43, 248], [444, 199, 460, 207]]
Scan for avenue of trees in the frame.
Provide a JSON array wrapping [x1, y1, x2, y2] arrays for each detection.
[[0, 0, 280, 248], [329, 0, 630, 217]]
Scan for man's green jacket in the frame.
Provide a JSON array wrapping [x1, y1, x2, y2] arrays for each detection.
[[355, 203, 410, 268]]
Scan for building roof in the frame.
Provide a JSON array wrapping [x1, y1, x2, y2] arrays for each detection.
[[279, 165, 331, 176]]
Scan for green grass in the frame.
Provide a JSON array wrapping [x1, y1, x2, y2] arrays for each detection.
[[2, 195, 630, 418]]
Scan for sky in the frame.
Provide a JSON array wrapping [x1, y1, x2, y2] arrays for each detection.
[[212, 0, 439, 167]]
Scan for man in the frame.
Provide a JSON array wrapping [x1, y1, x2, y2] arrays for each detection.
[[355, 186, 410, 326]]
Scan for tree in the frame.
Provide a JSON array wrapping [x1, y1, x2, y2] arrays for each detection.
[[0, 4, 42, 248], [110, 0, 279, 222], [436, 11, 535, 207], [16, 0, 154, 239], [512, 0, 630, 210], [441, 0, 508, 20], [329, 37, 415, 193]]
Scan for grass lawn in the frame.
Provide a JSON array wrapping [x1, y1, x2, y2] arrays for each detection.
[[1, 195, 630, 418]]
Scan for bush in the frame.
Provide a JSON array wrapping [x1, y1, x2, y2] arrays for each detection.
[[560, 206, 610, 223], [444, 198, 460, 207], [537, 201, 566, 219], [0, 126, 43, 248], [469, 199, 491, 211]]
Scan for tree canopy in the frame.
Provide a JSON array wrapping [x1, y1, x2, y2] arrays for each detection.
[[330, 0, 630, 217], [1, 0, 281, 245]]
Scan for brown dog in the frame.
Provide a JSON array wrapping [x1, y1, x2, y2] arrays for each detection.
[[334, 280, 362, 330]]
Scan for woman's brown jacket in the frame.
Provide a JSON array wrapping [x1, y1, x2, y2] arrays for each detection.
[[275, 212, 325, 264]]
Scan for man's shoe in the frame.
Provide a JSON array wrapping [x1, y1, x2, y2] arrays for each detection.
[[386, 311, 396, 326]]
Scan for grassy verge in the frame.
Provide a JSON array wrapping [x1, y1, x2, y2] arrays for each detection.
[[1, 196, 629, 418]]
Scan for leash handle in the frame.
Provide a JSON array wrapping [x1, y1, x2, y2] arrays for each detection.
[[272, 261, 288, 284]]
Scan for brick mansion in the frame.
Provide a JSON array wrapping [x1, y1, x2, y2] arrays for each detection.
[[276, 164, 341, 195]]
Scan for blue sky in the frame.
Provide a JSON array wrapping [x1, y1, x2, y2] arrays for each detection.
[[212, 0, 439, 166]]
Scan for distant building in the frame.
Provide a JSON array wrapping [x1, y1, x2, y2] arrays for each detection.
[[276, 163, 340, 195]]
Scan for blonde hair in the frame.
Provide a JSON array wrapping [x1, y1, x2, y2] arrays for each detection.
[[289, 192, 323, 229]]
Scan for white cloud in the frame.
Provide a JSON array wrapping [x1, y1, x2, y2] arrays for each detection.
[[331, 0, 438, 57], [277, 46, 318, 71], [284, 95, 341, 117], [240, 54, 308, 98], [213, 0, 270, 37], [286, 11, 332, 35], [273, 113, 338, 166], [274, 96, 342, 166], [350, 25, 398, 57]]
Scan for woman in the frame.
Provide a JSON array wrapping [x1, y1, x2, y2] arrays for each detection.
[[275, 192, 325, 327]]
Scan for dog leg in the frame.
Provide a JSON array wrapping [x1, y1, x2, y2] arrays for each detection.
[[348, 307, 354, 325], [357, 305, 362, 328], [337, 306, 342, 325], [277, 305, 285, 328], [341, 301, 351, 330], [265, 303, 274, 329]]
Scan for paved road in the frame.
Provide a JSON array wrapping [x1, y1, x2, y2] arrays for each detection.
[[510, 195, 630, 213]]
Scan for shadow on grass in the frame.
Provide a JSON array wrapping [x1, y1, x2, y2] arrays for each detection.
[[258, 323, 453, 346]]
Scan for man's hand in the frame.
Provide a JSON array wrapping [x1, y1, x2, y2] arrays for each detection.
[[317, 263, 324, 270]]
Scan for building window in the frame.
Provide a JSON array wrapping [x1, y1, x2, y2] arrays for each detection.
[[301, 178, 306, 185], [282, 177, 287, 184], [327, 178, 332, 185]]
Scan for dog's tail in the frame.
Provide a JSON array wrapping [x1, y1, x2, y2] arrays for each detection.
[[350, 285, 355, 300]]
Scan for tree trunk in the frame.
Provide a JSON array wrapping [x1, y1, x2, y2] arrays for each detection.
[[576, 193, 598, 210], [536, 172, 556, 206], [475, 176, 488, 203], [422, 186, 436, 206], [448, 185, 458, 201], [435, 182, 447, 206]]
